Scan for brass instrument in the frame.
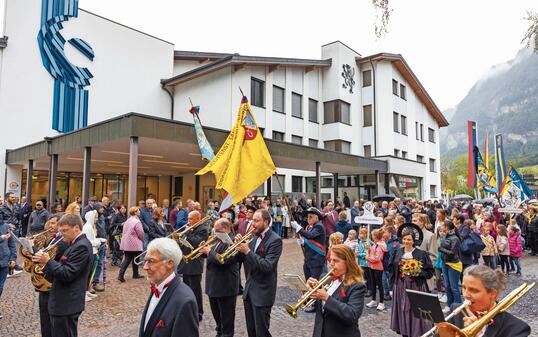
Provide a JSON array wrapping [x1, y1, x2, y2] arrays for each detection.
[[420, 300, 471, 337], [30, 236, 64, 292], [27, 227, 55, 241], [284, 270, 334, 318], [435, 282, 535, 337], [183, 235, 217, 263], [134, 215, 212, 265], [215, 226, 256, 264], [20, 227, 56, 272]]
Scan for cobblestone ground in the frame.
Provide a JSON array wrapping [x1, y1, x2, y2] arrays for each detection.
[[1, 240, 537, 337]]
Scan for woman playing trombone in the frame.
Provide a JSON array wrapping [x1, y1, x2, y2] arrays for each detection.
[[306, 244, 366, 337]]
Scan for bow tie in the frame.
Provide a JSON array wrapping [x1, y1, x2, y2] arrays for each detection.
[[256, 233, 264, 239], [150, 277, 175, 298], [331, 274, 343, 282]]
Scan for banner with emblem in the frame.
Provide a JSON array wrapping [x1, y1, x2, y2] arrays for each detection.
[[196, 96, 276, 207], [499, 166, 533, 208], [473, 146, 497, 193]]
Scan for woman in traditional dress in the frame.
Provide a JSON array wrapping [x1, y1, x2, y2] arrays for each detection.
[[389, 223, 434, 337]]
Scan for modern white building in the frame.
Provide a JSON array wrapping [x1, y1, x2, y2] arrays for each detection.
[[0, 0, 448, 209]]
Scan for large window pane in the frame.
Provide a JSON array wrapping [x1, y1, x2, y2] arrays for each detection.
[[292, 92, 302, 118], [292, 176, 302, 193], [324, 140, 351, 154], [401, 115, 407, 135], [251, 77, 264, 107], [308, 98, 318, 122], [393, 112, 399, 132], [272, 131, 284, 141], [271, 174, 285, 194], [362, 70, 372, 87], [363, 104, 372, 127], [291, 135, 302, 145], [323, 100, 350, 124], [272, 85, 284, 113], [309, 138, 318, 148]]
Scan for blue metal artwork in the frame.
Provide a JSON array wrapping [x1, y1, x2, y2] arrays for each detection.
[[37, 0, 94, 133]]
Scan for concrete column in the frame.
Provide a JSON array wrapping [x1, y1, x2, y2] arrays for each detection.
[[374, 170, 380, 196], [195, 175, 200, 202], [26, 160, 33, 203], [384, 173, 390, 194], [266, 176, 272, 200], [127, 137, 139, 207], [316, 161, 321, 208], [356, 174, 361, 201], [82, 147, 91, 207], [48, 154, 58, 212], [333, 173, 338, 202]]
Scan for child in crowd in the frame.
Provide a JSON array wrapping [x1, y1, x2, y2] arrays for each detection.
[[326, 232, 344, 271], [344, 229, 358, 253], [366, 229, 387, 311], [357, 227, 371, 296], [508, 225, 523, 276], [496, 224, 510, 275], [335, 211, 352, 239], [434, 223, 447, 303], [480, 224, 497, 269], [381, 225, 399, 300]]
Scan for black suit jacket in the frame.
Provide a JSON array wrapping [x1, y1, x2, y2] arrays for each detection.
[[43, 234, 92, 316], [313, 281, 366, 337], [239, 229, 282, 307], [139, 276, 199, 337], [178, 224, 209, 275], [298, 221, 326, 267], [205, 233, 239, 298], [451, 309, 530, 337], [148, 220, 169, 241]]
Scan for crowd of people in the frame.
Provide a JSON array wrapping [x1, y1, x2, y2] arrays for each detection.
[[0, 190, 535, 337]]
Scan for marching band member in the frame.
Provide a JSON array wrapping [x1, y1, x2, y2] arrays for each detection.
[[235, 209, 283, 337], [139, 238, 198, 337], [236, 204, 256, 294], [453, 265, 530, 337], [307, 244, 366, 337], [177, 210, 209, 321], [32, 214, 93, 337], [198, 218, 239, 337]]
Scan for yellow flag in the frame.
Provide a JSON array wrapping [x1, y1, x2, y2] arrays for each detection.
[[196, 96, 276, 205]]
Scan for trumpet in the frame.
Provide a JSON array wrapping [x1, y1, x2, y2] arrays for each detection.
[[134, 215, 212, 265], [284, 269, 334, 318], [216, 226, 256, 264], [183, 235, 218, 263]]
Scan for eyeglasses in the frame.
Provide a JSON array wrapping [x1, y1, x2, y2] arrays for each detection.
[[143, 258, 167, 266], [36, 204, 43, 207]]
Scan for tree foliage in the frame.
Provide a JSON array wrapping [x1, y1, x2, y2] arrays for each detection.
[[522, 10, 538, 53], [371, 0, 392, 39]]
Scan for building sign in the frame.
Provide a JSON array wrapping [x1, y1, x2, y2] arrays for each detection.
[[7, 181, 19, 195], [38, 0, 94, 133]]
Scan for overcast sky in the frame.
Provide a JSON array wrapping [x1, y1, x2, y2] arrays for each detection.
[[23, 1, 538, 110]]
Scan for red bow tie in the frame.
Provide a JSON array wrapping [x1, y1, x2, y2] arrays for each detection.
[[256, 233, 264, 239], [150, 277, 175, 298], [331, 274, 343, 282]]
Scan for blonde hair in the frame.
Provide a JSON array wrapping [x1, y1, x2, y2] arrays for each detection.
[[330, 244, 365, 286], [329, 232, 344, 246], [339, 211, 347, 220], [129, 206, 140, 216], [64, 202, 80, 215]]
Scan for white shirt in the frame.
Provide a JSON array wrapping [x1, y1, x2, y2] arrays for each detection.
[[144, 272, 176, 330], [402, 249, 415, 259], [254, 227, 270, 251], [322, 279, 343, 308]]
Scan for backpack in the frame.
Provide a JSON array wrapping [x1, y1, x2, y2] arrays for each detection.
[[461, 232, 485, 254]]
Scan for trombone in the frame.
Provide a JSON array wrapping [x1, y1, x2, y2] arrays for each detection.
[[419, 300, 470, 337], [183, 235, 218, 263], [284, 269, 334, 318], [215, 226, 256, 264], [134, 215, 212, 265]]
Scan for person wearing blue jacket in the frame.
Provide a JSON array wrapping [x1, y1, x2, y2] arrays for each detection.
[[0, 222, 17, 319]]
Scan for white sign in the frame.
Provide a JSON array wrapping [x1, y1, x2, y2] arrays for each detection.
[[354, 201, 383, 225]]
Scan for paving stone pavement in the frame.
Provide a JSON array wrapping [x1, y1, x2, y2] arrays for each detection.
[[1, 240, 537, 337]]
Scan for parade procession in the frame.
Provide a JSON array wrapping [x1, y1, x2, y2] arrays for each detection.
[[1, 0, 538, 336]]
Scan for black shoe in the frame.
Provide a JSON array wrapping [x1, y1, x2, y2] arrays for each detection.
[[117, 277, 126, 283], [133, 275, 144, 279]]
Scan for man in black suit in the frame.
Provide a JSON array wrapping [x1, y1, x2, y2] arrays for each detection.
[[236, 208, 283, 337], [177, 210, 209, 321], [32, 213, 92, 337], [140, 237, 198, 337], [199, 218, 239, 337], [19, 195, 33, 237]]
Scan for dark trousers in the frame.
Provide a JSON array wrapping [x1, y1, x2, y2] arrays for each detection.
[[118, 251, 141, 279], [183, 274, 203, 320], [243, 298, 272, 337], [39, 292, 52, 337], [50, 313, 80, 337], [209, 295, 236, 337], [362, 266, 372, 295], [369, 269, 384, 303], [482, 255, 496, 269], [303, 263, 323, 281], [499, 255, 510, 273]]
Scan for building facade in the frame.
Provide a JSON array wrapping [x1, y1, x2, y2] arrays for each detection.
[[0, 0, 447, 209]]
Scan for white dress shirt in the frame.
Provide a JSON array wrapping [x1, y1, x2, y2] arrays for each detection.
[[322, 278, 343, 308], [254, 227, 270, 251], [144, 272, 176, 330]]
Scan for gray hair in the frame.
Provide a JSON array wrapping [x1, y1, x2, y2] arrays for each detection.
[[147, 238, 182, 269], [463, 265, 506, 295]]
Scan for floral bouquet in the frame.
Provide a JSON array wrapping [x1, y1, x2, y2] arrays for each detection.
[[399, 258, 423, 277]]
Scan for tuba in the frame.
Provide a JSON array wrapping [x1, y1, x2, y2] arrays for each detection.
[[19, 227, 54, 272], [31, 235, 64, 292], [284, 269, 334, 318], [435, 282, 535, 337]]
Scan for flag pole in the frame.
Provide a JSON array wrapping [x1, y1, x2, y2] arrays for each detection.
[[189, 97, 194, 108], [238, 86, 245, 97]]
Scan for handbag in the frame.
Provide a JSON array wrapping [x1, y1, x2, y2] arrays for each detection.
[[461, 232, 485, 254]]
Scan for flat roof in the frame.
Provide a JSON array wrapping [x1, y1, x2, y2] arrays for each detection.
[[358, 53, 449, 127]]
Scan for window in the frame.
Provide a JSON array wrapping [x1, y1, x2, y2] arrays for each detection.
[[420, 123, 424, 142], [430, 185, 437, 198], [292, 92, 302, 118], [251, 77, 264, 107], [392, 79, 398, 95], [308, 98, 318, 122], [415, 122, 419, 140], [401, 115, 407, 135], [272, 131, 284, 141], [363, 105, 372, 127], [292, 176, 303, 193], [259, 127, 265, 137], [325, 140, 351, 153], [402, 151, 407, 159], [272, 85, 284, 113], [362, 70, 372, 87], [428, 128, 436, 143], [291, 135, 302, 145], [394, 149, 400, 157], [271, 174, 285, 194], [324, 100, 350, 124], [364, 145, 372, 158], [393, 112, 399, 133], [309, 138, 318, 148], [416, 155, 424, 163], [429, 158, 436, 172], [400, 84, 406, 100]]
